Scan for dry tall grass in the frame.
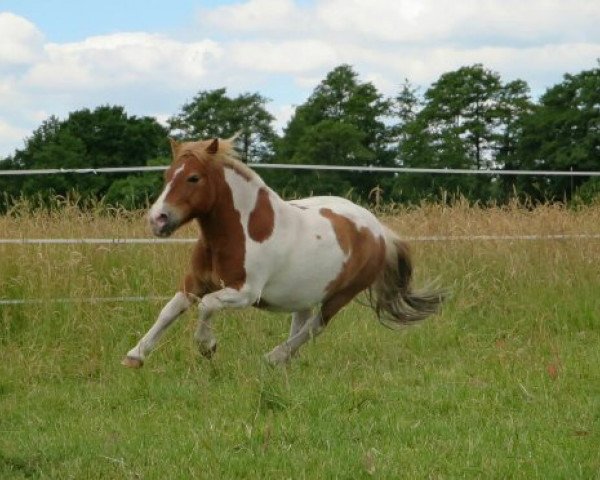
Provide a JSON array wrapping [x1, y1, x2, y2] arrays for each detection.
[[384, 200, 600, 238], [2, 199, 598, 319], [2, 199, 599, 240]]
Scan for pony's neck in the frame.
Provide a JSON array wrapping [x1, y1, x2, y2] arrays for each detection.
[[224, 164, 270, 211], [197, 165, 272, 248]]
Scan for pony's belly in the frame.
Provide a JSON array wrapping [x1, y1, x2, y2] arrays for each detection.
[[258, 281, 327, 312], [257, 262, 340, 312]]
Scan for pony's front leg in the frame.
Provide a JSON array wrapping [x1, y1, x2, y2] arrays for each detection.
[[194, 287, 256, 358], [122, 292, 192, 368], [194, 312, 216, 358]]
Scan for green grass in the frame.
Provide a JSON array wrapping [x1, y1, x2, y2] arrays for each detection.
[[1, 205, 599, 478]]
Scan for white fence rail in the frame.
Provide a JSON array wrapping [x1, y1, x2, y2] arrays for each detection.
[[0, 296, 171, 306], [1, 234, 600, 246], [1, 164, 600, 177]]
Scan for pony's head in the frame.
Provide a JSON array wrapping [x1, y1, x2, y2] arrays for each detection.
[[149, 137, 234, 237]]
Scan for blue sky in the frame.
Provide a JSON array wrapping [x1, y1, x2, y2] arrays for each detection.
[[1, 0, 599, 157], [0, 0, 233, 41]]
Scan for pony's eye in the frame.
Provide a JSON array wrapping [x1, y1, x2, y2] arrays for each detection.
[[187, 175, 200, 184]]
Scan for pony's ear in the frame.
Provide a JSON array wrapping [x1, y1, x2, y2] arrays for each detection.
[[169, 137, 181, 159], [206, 138, 219, 155]]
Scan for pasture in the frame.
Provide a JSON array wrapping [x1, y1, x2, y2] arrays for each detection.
[[1, 201, 599, 479]]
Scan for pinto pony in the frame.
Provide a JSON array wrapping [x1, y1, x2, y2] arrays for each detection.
[[122, 137, 444, 367]]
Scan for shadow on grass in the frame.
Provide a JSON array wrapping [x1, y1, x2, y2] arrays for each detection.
[[0, 450, 42, 478]]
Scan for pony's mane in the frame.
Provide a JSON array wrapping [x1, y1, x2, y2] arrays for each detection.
[[182, 138, 260, 183]]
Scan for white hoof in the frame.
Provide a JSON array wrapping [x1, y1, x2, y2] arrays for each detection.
[[264, 344, 292, 365], [121, 355, 144, 369]]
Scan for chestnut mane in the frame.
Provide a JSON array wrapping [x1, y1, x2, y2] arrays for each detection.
[[176, 137, 260, 183]]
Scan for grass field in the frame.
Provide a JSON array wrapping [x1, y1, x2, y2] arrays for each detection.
[[1, 202, 599, 479]]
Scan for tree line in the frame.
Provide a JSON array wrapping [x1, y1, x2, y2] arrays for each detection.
[[1, 62, 599, 210]]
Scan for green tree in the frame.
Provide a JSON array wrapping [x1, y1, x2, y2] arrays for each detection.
[[421, 64, 504, 170], [515, 64, 600, 201], [390, 80, 438, 202], [392, 80, 421, 147], [1, 106, 168, 209], [279, 120, 375, 197], [275, 64, 392, 199], [495, 79, 532, 165], [103, 156, 167, 210], [395, 65, 532, 202], [168, 88, 277, 163]]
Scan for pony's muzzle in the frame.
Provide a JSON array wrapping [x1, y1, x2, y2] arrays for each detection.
[[149, 211, 176, 237]]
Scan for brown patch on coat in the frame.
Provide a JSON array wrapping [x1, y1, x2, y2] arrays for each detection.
[[319, 208, 386, 323], [181, 235, 220, 298], [196, 162, 247, 290], [248, 188, 275, 243]]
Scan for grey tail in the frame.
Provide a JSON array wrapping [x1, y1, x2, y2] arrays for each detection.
[[367, 229, 447, 328]]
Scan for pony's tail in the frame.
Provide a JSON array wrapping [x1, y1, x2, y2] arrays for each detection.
[[368, 229, 446, 327]]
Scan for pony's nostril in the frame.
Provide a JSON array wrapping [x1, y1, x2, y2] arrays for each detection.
[[154, 212, 169, 227]]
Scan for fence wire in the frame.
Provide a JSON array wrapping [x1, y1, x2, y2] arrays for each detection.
[[1, 233, 600, 245], [2, 232, 598, 306], [1, 164, 600, 176]]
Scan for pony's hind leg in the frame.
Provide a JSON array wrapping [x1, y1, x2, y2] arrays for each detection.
[[266, 310, 327, 365], [289, 309, 312, 339], [265, 289, 358, 365], [268, 309, 312, 362], [122, 291, 192, 368]]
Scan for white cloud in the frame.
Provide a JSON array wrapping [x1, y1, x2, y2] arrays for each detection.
[[1, 2, 600, 158], [316, 0, 440, 43], [0, 22, 228, 157], [467, 0, 600, 44], [25, 33, 223, 92], [0, 12, 44, 67], [197, 0, 600, 98], [268, 104, 296, 133], [229, 40, 338, 73], [201, 0, 600, 46], [201, 0, 306, 34], [0, 119, 29, 157]]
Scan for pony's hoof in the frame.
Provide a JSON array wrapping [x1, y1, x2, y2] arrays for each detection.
[[198, 341, 217, 359], [264, 345, 291, 366], [121, 356, 144, 369]]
